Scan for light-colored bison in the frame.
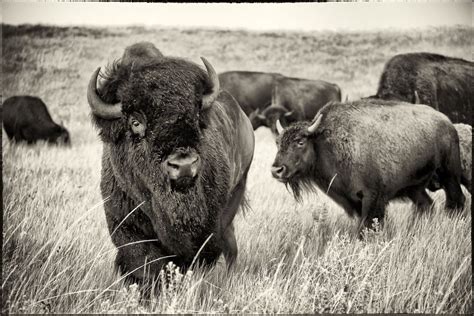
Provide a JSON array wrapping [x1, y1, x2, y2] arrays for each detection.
[[271, 99, 465, 232]]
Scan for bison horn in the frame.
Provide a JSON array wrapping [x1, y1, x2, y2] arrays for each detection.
[[307, 114, 323, 134], [201, 57, 220, 110], [87, 67, 123, 120], [414, 90, 420, 104], [276, 119, 284, 135]]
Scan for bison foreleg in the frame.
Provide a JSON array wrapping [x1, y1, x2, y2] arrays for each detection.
[[222, 224, 237, 269], [359, 191, 386, 234], [102, 182, 168, 288], [407, 187, 434, 214]]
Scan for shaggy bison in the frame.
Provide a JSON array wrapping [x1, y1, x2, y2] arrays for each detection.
[[428, 123, 472, 193], [218, 71, 282, 116], [271, 99, 465, 232], [3, 96, 70, 145], [376, 52, 473, 124], [87, 44, 254, 285], [249, 77, 341, 135]]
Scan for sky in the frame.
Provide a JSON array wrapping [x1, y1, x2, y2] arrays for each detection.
[[1, 2, 472, 32]]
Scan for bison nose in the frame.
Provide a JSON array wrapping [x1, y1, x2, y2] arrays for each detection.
[[165, 153, 201, 180], [271, 165, 286, 179]]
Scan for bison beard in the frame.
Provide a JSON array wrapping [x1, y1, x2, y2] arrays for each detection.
[[284, 170, 318, 203]]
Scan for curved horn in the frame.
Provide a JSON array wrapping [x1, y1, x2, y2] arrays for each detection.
[[307, 114, 323, 134], [87, 67, 123, 120], [276, 119, 284, 135], [414, 90, 420, 104], [201, 57, 220, 110]]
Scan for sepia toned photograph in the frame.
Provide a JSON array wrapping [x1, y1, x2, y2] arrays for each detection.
[[2, 1, 472, 314]]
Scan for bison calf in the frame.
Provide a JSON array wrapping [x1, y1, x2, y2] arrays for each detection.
[[3, 95, 70, 145], [271, 99, 465, 232]]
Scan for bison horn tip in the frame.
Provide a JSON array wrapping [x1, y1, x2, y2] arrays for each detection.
[[307, 114, 323, 134], [276, 119, 284, 135], [201, 57, 220, 110]]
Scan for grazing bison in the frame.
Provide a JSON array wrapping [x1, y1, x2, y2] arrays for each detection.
[[250, 77, 341, 135], [3, 96, 70, 145], [218, 71, 283, 116], [376, 52, 473, 124], [428, 123, 472, 193], [271, 99, 465, 232], [87, 47, 255, 285]]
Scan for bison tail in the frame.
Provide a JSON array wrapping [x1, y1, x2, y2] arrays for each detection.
[[461, 175, 471, 194], [238, 191, 252, 216]]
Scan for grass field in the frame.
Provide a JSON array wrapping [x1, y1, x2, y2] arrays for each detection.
[[2, 24, 472, 314]]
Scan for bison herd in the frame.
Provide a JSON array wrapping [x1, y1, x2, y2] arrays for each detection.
[[3, 41, 472, 289]]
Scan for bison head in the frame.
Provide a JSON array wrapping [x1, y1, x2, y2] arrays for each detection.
[[271, 115, 322, 200], [249, 106, 295, 135], [87, 55, 219, 192], [49, 123, 70, 146]]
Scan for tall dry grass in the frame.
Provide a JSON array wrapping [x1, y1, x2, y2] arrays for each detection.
[[2, 24, 472, 313]]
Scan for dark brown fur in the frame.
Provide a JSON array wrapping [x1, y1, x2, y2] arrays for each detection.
[[91, 44, 254, 286], [218, 71, 283, 116], [251, 77, 341, 135], [3, 95, 70, 145], [376, 52, 473, 124], [272, 99, 465, 232]]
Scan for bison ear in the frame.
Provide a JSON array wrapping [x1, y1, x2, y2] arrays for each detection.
[[201, 57, 220, 110], [307, 114, 323, 135]]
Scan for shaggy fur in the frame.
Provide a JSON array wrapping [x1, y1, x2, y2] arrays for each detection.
[[429, 123, 472, 193], [376, 52, 473, 124], [251, 77, 341, 136], [273, 99, 466, 230], [3, 95, 70, 145], [90, 44, 255, 285], [455, 123, 472, 191], [218, 71, 283, 116]]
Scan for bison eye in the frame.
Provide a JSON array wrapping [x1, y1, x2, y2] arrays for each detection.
[[129, 117, 146, 137], [297, 139, 305, 147]]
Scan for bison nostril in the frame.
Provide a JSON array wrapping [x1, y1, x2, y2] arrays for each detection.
[[271, 165, 286, 178], [166, 153, 201, 181], [167, 161, 180, 170]]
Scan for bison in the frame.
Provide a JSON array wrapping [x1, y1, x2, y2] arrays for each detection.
[[250, 77, 341, 135], [271, 99, 465, 232], [87, 43, 255, 286], [375, 52, 473, 124], [3, 95, 70, 145], [428, 123, 472, 193], [218, 71, 283, 116]]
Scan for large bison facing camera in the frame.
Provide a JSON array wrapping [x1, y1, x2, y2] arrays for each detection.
[[3, 96, 70, 145], [87, 42, 255, 285]]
